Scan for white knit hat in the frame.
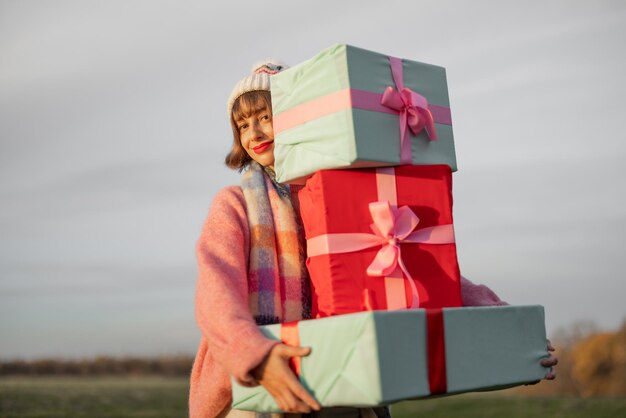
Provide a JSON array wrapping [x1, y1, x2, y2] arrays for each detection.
[[226, 59, 288, 115]]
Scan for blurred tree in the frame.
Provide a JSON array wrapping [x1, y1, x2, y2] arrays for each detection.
[[571, 320, 626, 397]]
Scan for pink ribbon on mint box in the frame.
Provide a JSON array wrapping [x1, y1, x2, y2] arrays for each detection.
[[272, 57, 451, 165], [306, 167, 456, 310], [381, 57, 438, 164]]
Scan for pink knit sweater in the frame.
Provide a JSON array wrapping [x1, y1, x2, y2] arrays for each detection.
[[189, 186, 507, 418]]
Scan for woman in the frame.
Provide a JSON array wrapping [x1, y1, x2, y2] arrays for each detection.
[[189, 61, 557, 418]]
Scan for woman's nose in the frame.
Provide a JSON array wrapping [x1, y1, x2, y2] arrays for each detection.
[[249, 121, 263, 138]]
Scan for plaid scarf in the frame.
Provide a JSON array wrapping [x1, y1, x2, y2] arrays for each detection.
[[241, 162, 311, 325]]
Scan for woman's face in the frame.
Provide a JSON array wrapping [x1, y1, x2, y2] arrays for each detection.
[[235, 105, 275, 168]]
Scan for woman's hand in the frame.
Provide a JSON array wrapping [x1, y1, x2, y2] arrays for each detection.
[[541, 340, 558, 380], [525, 340, 558, 386], [252, 343, 321, 413]]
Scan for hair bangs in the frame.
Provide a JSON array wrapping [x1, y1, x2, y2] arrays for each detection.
[[231, 90, 272, 122]]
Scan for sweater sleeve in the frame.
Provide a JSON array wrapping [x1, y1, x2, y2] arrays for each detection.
[[460, 275, 509, 307], [194, 186, 278, 387]]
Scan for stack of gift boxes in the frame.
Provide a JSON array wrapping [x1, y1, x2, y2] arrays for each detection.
[[233, 44, 549, 411]]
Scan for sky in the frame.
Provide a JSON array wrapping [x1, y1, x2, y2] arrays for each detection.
[[1, 0, 625, 359]]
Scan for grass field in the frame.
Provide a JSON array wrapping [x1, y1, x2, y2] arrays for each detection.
[[0, 376, 187, 418], [1, 376, 625, 418]]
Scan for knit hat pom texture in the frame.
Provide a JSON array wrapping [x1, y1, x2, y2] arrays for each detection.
[[227, 59, 288, 115]]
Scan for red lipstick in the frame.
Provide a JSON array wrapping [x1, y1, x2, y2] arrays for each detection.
[[252, 141, 273, 154]]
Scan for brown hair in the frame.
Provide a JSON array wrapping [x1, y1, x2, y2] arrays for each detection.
[[224, 90, 273, 171]]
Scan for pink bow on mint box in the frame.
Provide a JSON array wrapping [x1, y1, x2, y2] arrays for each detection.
[[381, 57, 438, 164], [307, 201, 456, 309]]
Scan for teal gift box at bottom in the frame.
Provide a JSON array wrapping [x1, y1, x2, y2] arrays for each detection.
[[231, 306, 549, 412]]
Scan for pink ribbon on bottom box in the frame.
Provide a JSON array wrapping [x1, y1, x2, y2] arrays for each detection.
[[280, 309, 448, 394], [307, 167, 456, 310]]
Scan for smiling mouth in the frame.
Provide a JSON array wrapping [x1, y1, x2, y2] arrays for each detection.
[[253, 141, 273, 153]]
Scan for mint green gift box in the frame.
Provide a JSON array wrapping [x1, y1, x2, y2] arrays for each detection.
[[231, 306, 549, 412], [270, 43, 457, 184]]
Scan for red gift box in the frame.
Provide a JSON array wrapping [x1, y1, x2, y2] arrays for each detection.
[[298, 165, 462, 317]]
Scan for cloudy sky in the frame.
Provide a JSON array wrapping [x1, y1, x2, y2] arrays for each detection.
[[1, 0, 625, 358]]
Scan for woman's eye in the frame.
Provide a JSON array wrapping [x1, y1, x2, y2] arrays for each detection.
[[239, 124, 248, 131], [261, 114, 270, 121]]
